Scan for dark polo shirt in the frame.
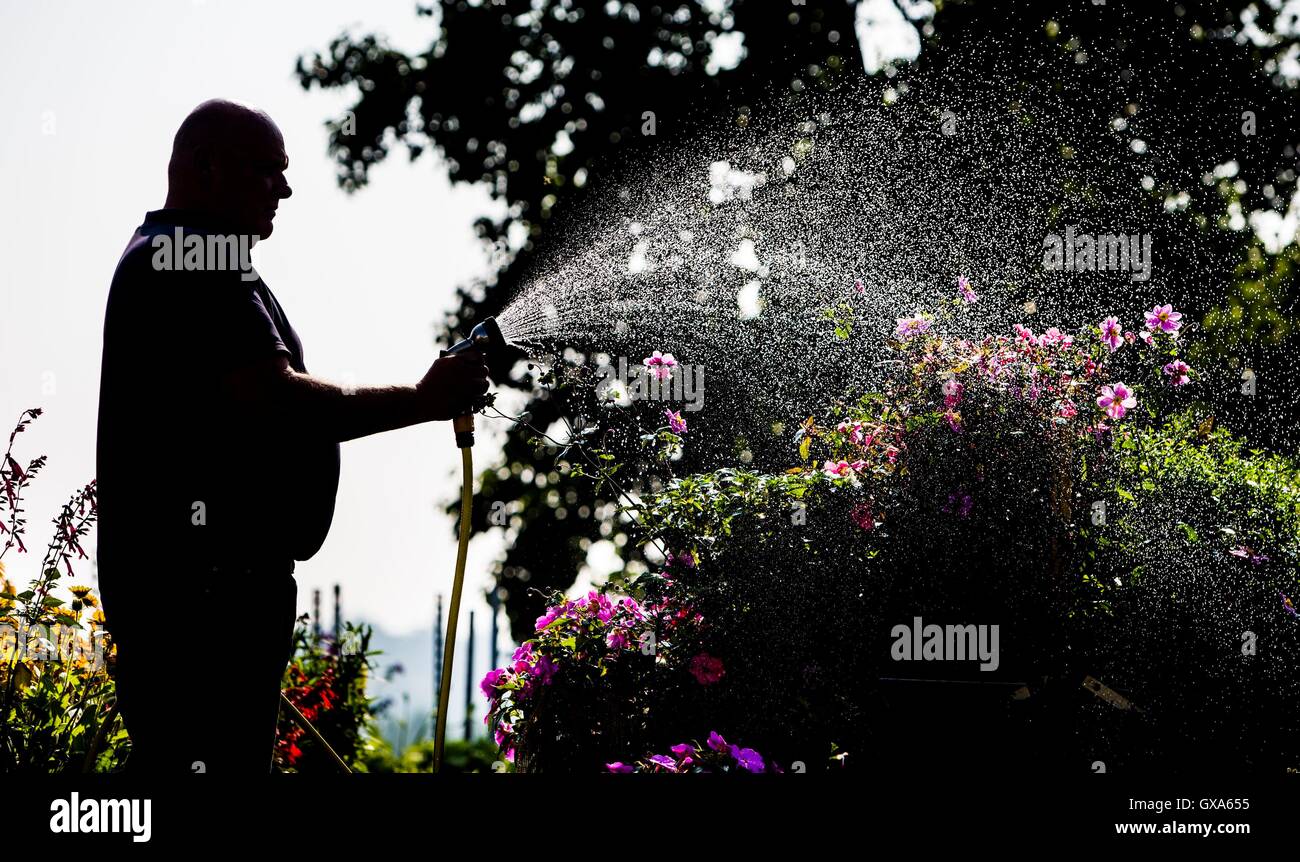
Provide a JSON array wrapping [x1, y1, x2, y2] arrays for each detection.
[[95, 209, 340, 580]]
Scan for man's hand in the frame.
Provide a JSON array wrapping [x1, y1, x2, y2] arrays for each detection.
[[416, 351, 491, 422]]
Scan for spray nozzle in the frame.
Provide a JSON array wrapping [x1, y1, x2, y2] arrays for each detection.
[[441, 316, 511, 447], [441, 316, 507, 360]]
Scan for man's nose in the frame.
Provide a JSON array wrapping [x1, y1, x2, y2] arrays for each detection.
[[278, 180, 293, 200]]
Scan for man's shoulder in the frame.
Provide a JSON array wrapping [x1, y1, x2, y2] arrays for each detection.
[[109, 224, 260, 303]]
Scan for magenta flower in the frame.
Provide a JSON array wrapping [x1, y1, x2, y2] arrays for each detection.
[[1014, 323, 1035, 344], [957, 275, 979, 304], [837, 420, 867, 445], [671, 742, 696, 759], [647, 754, 680, 772], [1282, 592, 1298, 618], [894, 312, 932, 340], [853, 278, 865, 295], [1230, 546, 1269, 565], [512, 642, 535, 673], [606, 762, 635, 773], [1055, 399, 1078, 420], [1162, 359, 1191, 386], [689, 652, 726, 685], [667, 549, 697, 569], [706, 731, 728, 752], [944, 491, 973, 518], [606, 629, 629, 650], [643, 350, 677, 381], [533, 654, 559, 685], [850, 501, 874, 531], [1099, 316, 1122, 352], [1145, 304, 1183, 333], [480, 668, 506, 700], [1096, 382, 1137, 420], [942, 378, 964, 409], [665, 408, 687, 433], [729, 745, 766, 773]]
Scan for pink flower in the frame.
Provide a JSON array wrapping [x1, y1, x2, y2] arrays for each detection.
[[957, 275, 978, 304], [606, 629, 629, 650], [1138, 330, 1154, 346], [822, 459, 866, 478], [1055, 399, 1078, 420], [706, 731, 729, 752], [1014, 323, 1035, 344], [665, 408, 687, 433], [1163, 360, 1191, 386], [689, 652, 726, 685], [1096, 382, 1137, 420], [894, 313, 932, 340], [1145, 304, 1183, 333], [606, 762, 635, 773], [1099, 316, 1122, 352], [942, 378, 964, 409], [643, 350, 677, 381], [667, 549, 697, 569], [836, 420, 867, 445], [944, 411, 963, 433], [853, 278, 865, 295]]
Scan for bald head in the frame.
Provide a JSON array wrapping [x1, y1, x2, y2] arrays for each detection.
[[164, 99, 292, 238]]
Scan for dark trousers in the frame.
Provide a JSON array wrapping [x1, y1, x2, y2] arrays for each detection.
[[102, 561, 298, 773]]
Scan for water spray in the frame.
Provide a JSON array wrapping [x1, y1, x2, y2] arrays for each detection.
[[433, 315, 509, 772]]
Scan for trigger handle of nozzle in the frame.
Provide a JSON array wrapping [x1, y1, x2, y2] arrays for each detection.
[[440, 336, 488, 448]]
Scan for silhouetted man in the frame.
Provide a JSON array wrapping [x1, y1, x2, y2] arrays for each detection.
[[95, 99, 489, 773]]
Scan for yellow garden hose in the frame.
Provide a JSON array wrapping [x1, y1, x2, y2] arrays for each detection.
[[434, 415, 476, 772]]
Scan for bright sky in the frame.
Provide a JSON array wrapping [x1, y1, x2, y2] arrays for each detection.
[[0, 1, 527, 730]]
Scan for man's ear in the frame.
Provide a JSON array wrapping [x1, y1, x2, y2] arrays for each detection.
[[191, 143, 215, 182]]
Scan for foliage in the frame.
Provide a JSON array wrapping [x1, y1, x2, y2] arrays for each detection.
[[298, 1, 1300, 638], [0, 409, 121, 773], [477, 292, 1300, 772]]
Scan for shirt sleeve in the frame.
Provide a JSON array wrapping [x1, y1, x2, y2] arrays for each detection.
[[193, 277, 293, 373]]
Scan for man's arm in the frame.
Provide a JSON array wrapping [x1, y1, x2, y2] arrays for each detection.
[[220, 352, 490, 443]]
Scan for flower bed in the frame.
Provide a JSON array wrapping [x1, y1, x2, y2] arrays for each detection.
[[484, 282, 1300, 773]]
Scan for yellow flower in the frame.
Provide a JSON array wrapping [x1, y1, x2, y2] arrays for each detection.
[[69, 585, 93, 599], [52, 606, 79, 624], [90, 609, 106, 626], [81, 592, 99, 608]]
